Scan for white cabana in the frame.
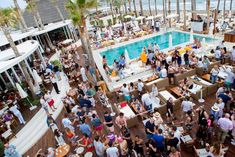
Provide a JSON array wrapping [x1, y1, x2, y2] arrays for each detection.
[[112, 23, 122, 28], [169, 34, 173, 48], [155, 14, 163, 18], [124, 15, 133, 19], [166, 14, 179, 19], [146, 16, 155, 20]]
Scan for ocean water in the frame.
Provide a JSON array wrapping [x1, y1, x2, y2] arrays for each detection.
[[101, 31, 217, 66], [100, 0, 234, 11]]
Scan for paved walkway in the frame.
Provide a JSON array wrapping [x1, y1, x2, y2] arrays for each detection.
[[9, 52, 70, 155]]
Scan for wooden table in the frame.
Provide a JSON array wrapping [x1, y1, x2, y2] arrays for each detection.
[[130, 103, 146, 114], [201, 74, 224, 85], [170, 86, 185, 98], [55, 144, 70, 157]]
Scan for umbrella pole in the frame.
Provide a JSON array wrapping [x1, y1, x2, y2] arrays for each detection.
[[26, 97, 37, 110]]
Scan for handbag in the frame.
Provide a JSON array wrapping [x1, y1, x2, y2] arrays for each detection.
[[48, 99, 54, 106]]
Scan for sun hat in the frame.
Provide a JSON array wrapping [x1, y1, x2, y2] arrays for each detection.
[[153, 112, 161, 118], [211, 105, 219, 112]]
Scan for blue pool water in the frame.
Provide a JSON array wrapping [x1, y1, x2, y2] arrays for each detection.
[[101, 31, 216, 66]]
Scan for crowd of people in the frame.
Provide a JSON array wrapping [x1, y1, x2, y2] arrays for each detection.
[[2, 30, 235, 157]]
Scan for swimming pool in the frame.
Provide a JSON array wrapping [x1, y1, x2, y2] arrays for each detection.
[[101, 31, 217, 66]]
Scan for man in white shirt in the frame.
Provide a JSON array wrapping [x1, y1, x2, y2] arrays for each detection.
[[181, 97, 194, 113], [80, 66, 88, 82], [160, 66, 167, 78], [120, 83, 131, 101], [62, 114, 74, 131], [50, 73, 60, 94], [9, 104, 26, 125], [141, 92, 153, 112], [94, 136, 105, 157], [214, 47, 221, 61], [217, 113, 233, 143], [137, 79, 144, 93], [231, 46, 235, 64], [106, 142, 119, 157], [224, 69, 235, 90]]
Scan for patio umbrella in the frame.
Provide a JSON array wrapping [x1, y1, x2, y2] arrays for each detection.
[[124, 49, 130, 65], [16, 83, 36, 110], [169, 34, 173, 48], [33, 69, 42, 85], [190, 29, 194, 43]]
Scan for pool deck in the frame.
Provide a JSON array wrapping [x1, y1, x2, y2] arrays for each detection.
[[93, 28, 223, 91]]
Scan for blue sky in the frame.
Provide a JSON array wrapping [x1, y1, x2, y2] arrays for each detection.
[[0, 0, 27, 9]]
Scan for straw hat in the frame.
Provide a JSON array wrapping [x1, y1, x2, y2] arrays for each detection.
[[153, 112, 161, 118], [211, 105, 219, 112]]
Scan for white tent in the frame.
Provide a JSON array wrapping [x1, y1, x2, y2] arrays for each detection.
[[169, 34, 173, 48]]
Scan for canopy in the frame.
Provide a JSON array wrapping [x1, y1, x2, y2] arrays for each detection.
[[33, 69, 42, 84], [0, 40, 40, 73]]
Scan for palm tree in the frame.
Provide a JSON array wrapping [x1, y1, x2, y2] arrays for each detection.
[[66, 0, 97, 67], [154, 0, 157, 15], [176, 0, 180, 22], [139, 0, 143, 16], [25, 0, 44, 30], [168, 0, 171, 27], [13, 0, 27, 32], [148, 0, 152, 16], [106, 0, 114, 18], [113, 0, 124, 23], [123, 0, 128, 14], [223, 0, 226, 20], [0, 8, 35, 94], [133, 0, 137, 17], [229, 0, 233, 21], [163, 0, 166, 24], [183, 0, 186, 30], [50, 0, 65, 23], [191, 0, 196, 20], [128, 0, 132, 12], [217, 0, 221, 10], [206, 0, 210, 32]]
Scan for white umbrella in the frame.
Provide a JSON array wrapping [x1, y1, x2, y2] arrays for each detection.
[[169, 34, 173, 48], [124, 15, 132, 19], [124, 49, 130, 65], [201, 38, 206, 56], [33, 69, 42, 85], [97, 29, 102, 40], [190, 29, 194, 43], [16, 83, 36, 110], [123, 23, 127, 34], [16, 83, 28, 99]]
